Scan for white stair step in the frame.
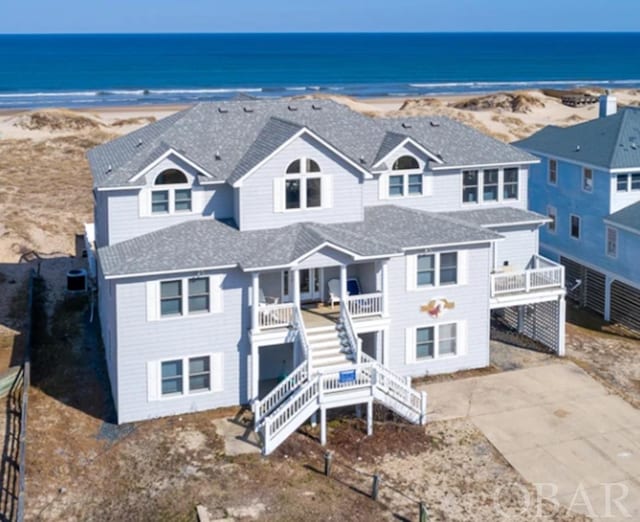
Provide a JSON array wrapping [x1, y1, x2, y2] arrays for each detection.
[[306, 332, 339, 342], [312, 347, 346, 358], [306, 325, 338, 334], [309, 340, 342, 350], [312, 355, 351, 367]]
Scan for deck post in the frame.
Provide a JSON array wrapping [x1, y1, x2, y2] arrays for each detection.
[[381, 259, 389, 316], [251, 272, 260, 331], [340, 264, 348, 304], [557, 294, 566, 357], [366, 399, 373, 436], [293, 269, 301, 309], [320, 407, 327, 446], [251, 338, 259, 402]]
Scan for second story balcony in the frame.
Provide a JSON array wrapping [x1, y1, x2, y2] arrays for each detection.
[[490, 254, 565, 306]]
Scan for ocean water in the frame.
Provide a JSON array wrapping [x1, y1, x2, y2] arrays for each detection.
[[1, 33, 640, 109]]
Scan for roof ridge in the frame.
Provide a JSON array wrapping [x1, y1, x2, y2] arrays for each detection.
[[608, 109, 630, 169]]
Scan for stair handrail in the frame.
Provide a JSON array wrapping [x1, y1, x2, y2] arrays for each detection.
[[253, 361, 309, 429], [340, 306, 360, 362], [293, 305, 312, 375]]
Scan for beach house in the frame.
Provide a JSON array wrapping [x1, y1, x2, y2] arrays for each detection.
[[86, 99, 566, 454], [516, 96, 640, 331]]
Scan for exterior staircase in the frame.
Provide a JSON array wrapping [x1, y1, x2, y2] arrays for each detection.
[[253, 306, 428, 456]]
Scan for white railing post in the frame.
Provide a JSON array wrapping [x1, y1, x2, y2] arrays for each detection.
[[251, 272, 260, 331], [525, 271, 531, 293], [420, 391, 428, 425], [381, 260, 389, 316]]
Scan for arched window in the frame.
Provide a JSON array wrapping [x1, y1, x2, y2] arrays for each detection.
[[151, 169, 192, 214], [392, 155, 419, 171], [284, 158, 323, 210], [155, 169, 188, 185]]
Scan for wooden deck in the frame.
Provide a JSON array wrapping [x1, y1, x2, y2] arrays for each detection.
[[300, 303, 340, 328]]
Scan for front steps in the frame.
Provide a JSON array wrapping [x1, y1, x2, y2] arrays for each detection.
[[306, 325, 353, 369]]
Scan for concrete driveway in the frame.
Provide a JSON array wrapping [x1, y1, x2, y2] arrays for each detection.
[[421, 362, 640, 520]]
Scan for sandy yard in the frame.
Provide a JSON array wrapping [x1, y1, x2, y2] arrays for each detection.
[[0, 89, 639, 520]]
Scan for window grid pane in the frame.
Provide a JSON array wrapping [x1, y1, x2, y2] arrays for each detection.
[[174, 189, 192, 211], [503, 168, 518, 200], [188, 278, 210, 313], [307, 178, 322, 208], [607, 228, 617, 256], [285, 179, 301, 209], [549, 160, 557, 184], [408, 174, 423, 194], [571, 216, 580, 238], [161, 280, 182, 316], [617, 174, 629, 191], [152, 190, 169, 213], [483, 169, 499, 201], [583, 169, 593, 192], [416, 327, 434, 359], [417, 255, 435, 286], [439, 253, 458, 285], [161, 360, 183, 395], [189, 356, 211, 392], [389, 175, 404, 197], [632, 174, 640, 190], [462, 170, 478, 203], [438, 323, 457, 356]]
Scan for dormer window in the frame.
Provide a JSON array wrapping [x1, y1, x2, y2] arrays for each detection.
[[151, 169, 192, 214], [388, 155, 423, 197], [284, 158, 322, 210]]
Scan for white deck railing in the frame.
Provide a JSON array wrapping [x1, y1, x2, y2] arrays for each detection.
[[345, 292, 383, 317], [258, 303, 294, 329], [491, 256, 564, 297], [254, 362, 308, 429]]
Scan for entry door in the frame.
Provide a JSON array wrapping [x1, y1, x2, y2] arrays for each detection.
[[300, 268, 321, 302]]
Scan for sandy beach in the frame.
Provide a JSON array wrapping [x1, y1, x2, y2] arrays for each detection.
[[1, 87, 640, 265]]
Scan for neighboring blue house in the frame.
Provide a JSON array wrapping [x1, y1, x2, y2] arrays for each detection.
[[516, 96, 640, 330], [86, 99, 566, 454]]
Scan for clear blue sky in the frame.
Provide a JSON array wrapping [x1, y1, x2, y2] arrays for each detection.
[[2, 0, 638, 33]]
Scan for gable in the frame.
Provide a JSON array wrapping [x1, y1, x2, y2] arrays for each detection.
[[140, 154, 203, 187], [296, 245, 356, 269], [373, 137, 442, 171]]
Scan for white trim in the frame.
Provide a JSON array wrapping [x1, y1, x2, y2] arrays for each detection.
[[232, 127, 372, 188], [104, 264, 237, 280], [409, 320, 464, 363], [371, 137, 444, 170], [431, 160, 537, 171], [151, 275, 222, 321], [153, 353, 222, 400], [611, 167, 640, 174], [461, 166, 521, 205], [409, 250, 464, 291], [480, 218, 550, 228], [400, 238, 502, 253], [129, 148, 214, 183]]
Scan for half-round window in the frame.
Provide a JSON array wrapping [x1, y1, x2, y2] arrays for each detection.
[[286, 160, 301, 174], [392, 155, 420, 171], [306, 159, 320, 173], [155, 169, 188, 185]]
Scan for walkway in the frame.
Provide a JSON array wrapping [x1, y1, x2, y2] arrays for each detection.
[[420, 362, 640, 520]]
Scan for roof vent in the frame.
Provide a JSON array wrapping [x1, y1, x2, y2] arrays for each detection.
[[136, 139, 143, 147], [359, 156, 366, 164], [106, 164, 112, 173], [632, 142, 638, 150], [243, 107, 254, 113], [215, 150, 221, 160], [401, 122, 412, 129], [575, 145, 581, 152], [218, 107, 228, 114], [287, 105, 298, 111], [430, 121, 440, 127], [312, 104, 322, 110]]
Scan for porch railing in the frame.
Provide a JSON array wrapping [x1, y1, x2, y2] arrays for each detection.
[[345, 292, 383, 317], [491, 256, 564, 297], [258, 303, 294, 329]]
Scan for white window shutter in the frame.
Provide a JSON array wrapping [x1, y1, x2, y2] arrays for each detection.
[[139, 189, 150, 217], [147, 361, 159, 401], [211, 274, 224, 313], [211, 353, 224, 392], [146, 281, 159, 321], [378, 174, 388, 200], [424, 173, 434, 196], [458, 321, 467, 356], [406, 254, 417, 291], [458, 250, 468, 285], [273, 178, 285, 213], [322, 175, 333, 209], [405, 327, 415, 364]]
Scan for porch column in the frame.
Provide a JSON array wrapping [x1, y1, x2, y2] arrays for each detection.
[[251, 339, 259, 401], [320, 407, 327, 446], [381, 259, 389, 316], [558, 295, 566, 357], [604, 275, 612, 321], [293, 269, 301, 309], [366, 400, 373, 436], [340, 264, 348, 303], [251, 272, 260, 331]]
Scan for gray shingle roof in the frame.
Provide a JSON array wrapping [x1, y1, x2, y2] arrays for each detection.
[[514, 108, 640, 170], [441, 207, 550, 227], [98, 205, 501, 277], [88, 99, 538, 189], [606, 202, 640, 232]]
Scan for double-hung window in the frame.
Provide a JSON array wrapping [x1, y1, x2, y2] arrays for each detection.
[[462, 170, 479, 203], [503, 168, 519, 199], [415, 323, 458, 361], [387, 155, 423, 198], [632, 173, 640, 190], [549, 159, 557, 185], [570, 214, 581, 239], [160, 356, 212, 397], [416, 252, 458, 287], [582, 168, 593, 192], [159, 277, 212, 318], [617, 174, 629, 192], [606, 227, 618, 258], [483, 169, 499, 201], [389, 175, 405, 197]]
